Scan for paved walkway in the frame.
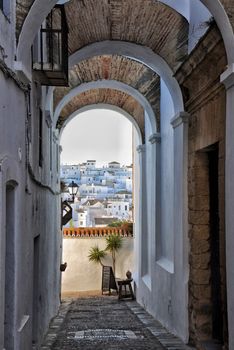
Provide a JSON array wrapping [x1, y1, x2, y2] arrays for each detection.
[[41, 295, 193, 350]]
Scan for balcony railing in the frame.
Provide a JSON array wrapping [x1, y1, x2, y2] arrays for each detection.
[[32, 5, 68, 86], [63, 226, 133, 238]]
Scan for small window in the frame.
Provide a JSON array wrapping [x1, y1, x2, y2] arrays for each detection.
[[125, 205, 127, 211], [80, 221, 83, 226]]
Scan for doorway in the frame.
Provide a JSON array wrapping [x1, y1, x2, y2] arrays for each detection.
[[188, 145, 228, 348], [32, 235, 40, 345], [208, 147, 223, 344], [4, 183, 16, 349]]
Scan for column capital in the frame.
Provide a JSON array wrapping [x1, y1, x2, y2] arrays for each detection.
[[220, 64, 234, 89], [136, 144, 146, 154], [148, 133, 161, 144], [170, 112, 189, 129]]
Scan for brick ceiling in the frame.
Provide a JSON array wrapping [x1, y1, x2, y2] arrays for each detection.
[[56, 88, 145, 141], [16, 0, 232, 133], [17, 0, 189, 72], [54, 55, 160, 129], [65, 0, 188, 72]]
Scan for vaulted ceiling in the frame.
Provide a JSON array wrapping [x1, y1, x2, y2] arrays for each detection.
[[54, 55, 160, 129], [65, 0, 188, 72], [56, 88, 145, 140], [15, 0, 232, 134]]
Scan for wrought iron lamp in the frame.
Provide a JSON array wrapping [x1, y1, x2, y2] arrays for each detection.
[[68, 181, 79, 202]]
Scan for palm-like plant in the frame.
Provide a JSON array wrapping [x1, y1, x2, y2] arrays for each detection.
[[105, 235, 123, 276], [88, 246, 106, 267]]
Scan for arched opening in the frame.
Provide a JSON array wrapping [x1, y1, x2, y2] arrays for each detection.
[[59, 107, 141, 296]]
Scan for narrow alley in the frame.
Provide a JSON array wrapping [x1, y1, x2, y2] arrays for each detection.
[[41, 295, 192, 350]]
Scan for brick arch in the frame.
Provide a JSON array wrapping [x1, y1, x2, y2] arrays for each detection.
[[54, 55, 160, 129], [53, 80, 157, 137], [56, 88, 145, 142]]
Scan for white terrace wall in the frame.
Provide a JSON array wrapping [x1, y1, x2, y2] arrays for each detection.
[[62, 237, 134, 293]]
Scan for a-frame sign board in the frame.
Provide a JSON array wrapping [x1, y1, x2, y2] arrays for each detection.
[[102, 266, 118, 294]]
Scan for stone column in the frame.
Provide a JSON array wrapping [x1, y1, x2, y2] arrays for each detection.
[[148, 133, 161, 263], [221, 65, 234, 350], [136, 144, 149, 281], [170, 112, 189, 340]]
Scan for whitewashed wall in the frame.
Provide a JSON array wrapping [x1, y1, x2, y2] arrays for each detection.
[[62, 237, 134, 292], [136, 79, 189, 342]]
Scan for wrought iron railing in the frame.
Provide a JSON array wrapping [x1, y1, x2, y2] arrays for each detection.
[[32, 5, 68, 86]]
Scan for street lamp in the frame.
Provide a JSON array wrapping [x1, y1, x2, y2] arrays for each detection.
[[68, 181, 79, 202]]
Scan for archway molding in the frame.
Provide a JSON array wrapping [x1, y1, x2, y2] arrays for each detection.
[[53, 80, 157, 135], [68, 41, 183, 115], [45, 41, 183, 119]]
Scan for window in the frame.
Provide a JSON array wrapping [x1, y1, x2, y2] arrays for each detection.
[[119, 205, 121, 210], [80, 221, 83, 226], [125, 205, 127, 211]]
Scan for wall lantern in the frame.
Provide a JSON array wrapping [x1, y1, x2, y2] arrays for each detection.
[[32, 5, 68, 86], [68, 181, 79, 202]]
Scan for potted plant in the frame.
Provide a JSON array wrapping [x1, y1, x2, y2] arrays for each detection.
[[88, 245, 106, 267], [105, 234, 123, 276]]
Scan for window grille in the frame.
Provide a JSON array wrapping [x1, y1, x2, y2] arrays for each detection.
[[32, 5, 68, 86]]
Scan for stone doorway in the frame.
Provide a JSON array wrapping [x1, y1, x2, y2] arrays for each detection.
[[4, 183, 16, 349], [188, 144, 228, 349], [32, 235, 40, 345]]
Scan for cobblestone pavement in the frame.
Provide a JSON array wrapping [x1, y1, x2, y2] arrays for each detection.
[[41, 296, 193, 350]]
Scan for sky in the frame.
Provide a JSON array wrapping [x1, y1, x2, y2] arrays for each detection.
[[60, 109, 133, 167]]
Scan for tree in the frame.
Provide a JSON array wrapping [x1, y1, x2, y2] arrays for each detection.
[[105, 235, 123, 276], [88, 246, 106, 267]]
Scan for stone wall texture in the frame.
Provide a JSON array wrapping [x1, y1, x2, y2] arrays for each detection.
[[176, 24, 228, 349]]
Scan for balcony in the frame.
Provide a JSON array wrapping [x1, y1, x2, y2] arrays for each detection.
[[32, 5, 68, 86]]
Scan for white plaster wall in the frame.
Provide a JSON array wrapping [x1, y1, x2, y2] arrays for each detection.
[[0, 2, 16, 68], [159, 79, 174, 263], [0, 68, 62, 349], [61, 237, 134, 292], [136, 80, 189, 342], [0, 71, 29, 350]]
